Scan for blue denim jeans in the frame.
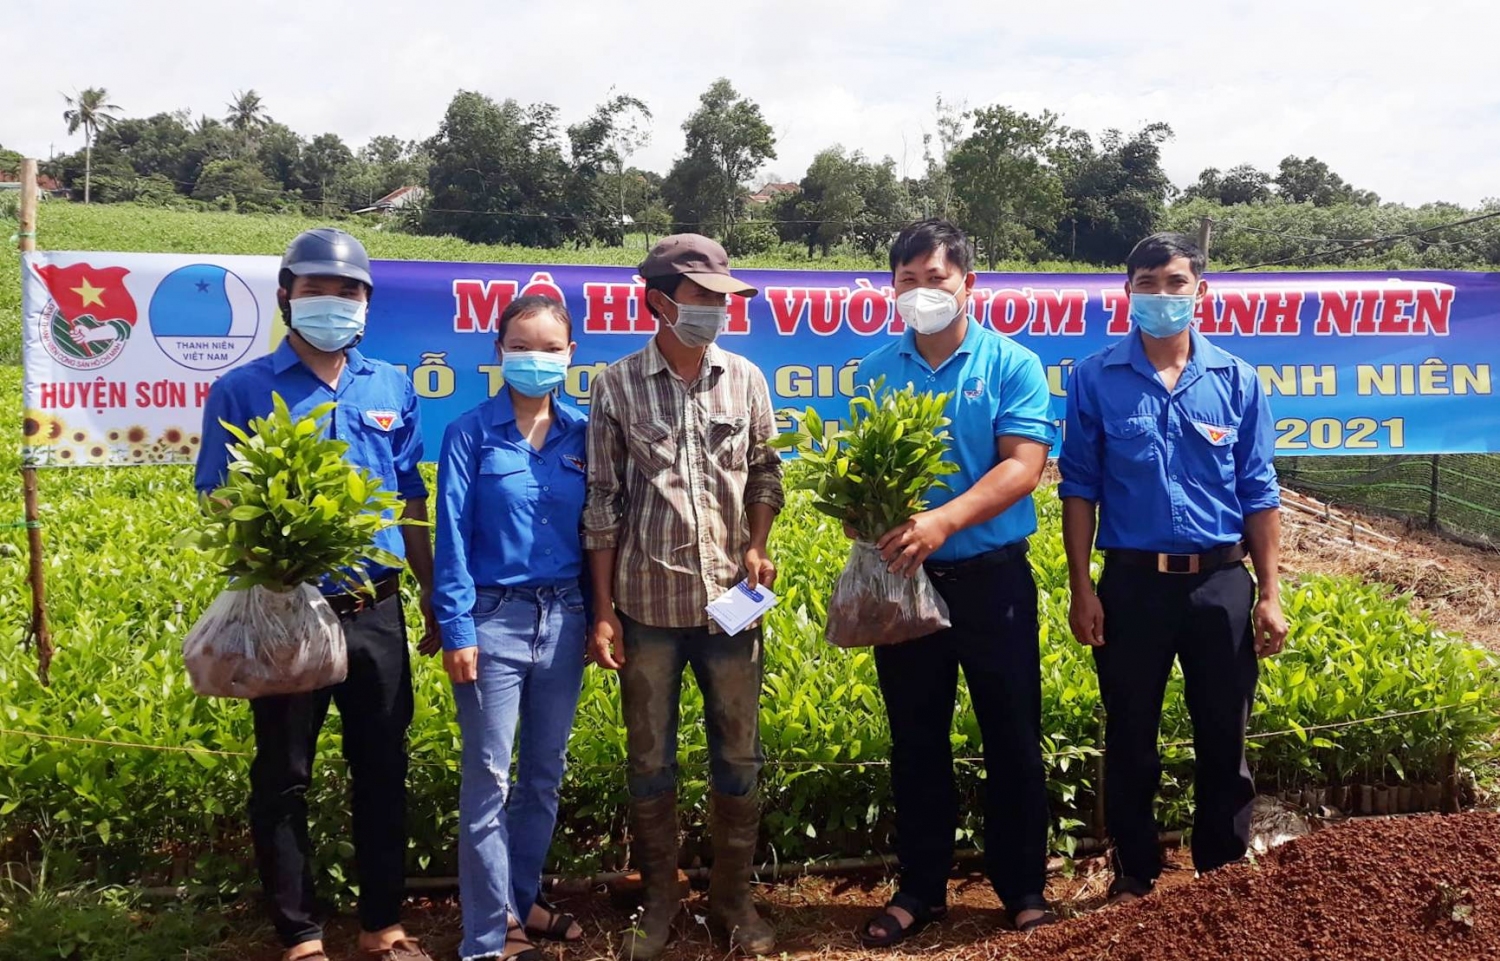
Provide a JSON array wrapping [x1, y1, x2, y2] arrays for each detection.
[[453, 583, 587, 961], [618, 613, 764, 800]]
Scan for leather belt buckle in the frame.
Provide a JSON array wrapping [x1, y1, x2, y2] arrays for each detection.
[[1157, 552, 1200, 575]]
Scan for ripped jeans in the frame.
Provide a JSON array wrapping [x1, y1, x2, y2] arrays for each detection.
[[453, 584, 587, 961]]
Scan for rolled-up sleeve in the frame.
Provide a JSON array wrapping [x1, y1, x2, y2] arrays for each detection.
[[1234, 364, 1281, 513], [582, 368, 626, 551], [1057, 362, 1103, 503], [993, 350, 1056, 446], [744, 366, 785, 512], [391, 379, 428, 501], [433, 418, 478, 650]]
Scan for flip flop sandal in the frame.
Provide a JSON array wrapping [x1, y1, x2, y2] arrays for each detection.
[[525, 897, 582, 942], [857, 893, 947, 949], [365, 937, 435, 960]]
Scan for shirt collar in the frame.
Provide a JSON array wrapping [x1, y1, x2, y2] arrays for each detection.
[[487, 388, 585, 432], [1189, 328, 1236, 369], [1107, 328, 1235, 373], [897, 314, 982, 367], [643, 336, 728, 378], [271, 337, 372, 376]]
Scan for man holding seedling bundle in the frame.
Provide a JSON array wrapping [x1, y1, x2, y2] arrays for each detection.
[[852, 219, 1058, 947], [195, 228, 438, 961], [584, 234, 784, 960], [1058, 232, 1287, 905]]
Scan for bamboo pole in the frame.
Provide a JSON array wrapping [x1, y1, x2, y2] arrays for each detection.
[[18, 159, 53, 686]]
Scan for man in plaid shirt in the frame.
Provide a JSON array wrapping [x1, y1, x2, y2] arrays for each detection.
[[584, 234, 784, 960]]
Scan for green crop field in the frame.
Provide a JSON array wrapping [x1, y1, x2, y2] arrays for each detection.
[[0, 360, 1494, 897]]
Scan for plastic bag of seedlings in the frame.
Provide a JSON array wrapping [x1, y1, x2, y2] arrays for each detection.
[[825, 540, 951, 648], [179, 393, 419, 699], [772, 378, 961, 648], [183, 582, 346, 698]]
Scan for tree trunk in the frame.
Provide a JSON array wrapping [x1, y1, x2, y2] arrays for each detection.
[[84, 135, 93, 204]]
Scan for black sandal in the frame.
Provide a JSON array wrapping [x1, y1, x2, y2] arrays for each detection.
[[502, 925, 545, 961], [1006, 905, 1059, 933], [857, 892, 947, 948], [525, 897, 582, 942], [1107, 876, 1153, 906]]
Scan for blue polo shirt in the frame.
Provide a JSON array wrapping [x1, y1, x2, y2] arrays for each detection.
[[1057, 329, 1280, 554], [856, 318, 1056, 562], [433, 390, 589, 651], [194, 340, 427, 589]]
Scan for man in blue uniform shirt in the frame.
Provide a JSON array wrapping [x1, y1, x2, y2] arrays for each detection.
[[1058, 232, 1288, 906], [852, 219, 1057, 947], [195, 228, 437, 961]]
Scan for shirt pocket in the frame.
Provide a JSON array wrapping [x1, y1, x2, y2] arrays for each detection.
[[626, 420, 679, 475], [1182, 412, 1240, 484], [551, 451, 589, 520], [339, 404, 400, 494], [477, 447, 536, 512], [1102, 416, 1158, 478], [707, 413, 749, 469]]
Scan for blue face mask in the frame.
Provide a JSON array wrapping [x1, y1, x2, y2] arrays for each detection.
[[289, 295, 367, 352], [1129, 292, 1197, 339], [502, 350, 570, 397]]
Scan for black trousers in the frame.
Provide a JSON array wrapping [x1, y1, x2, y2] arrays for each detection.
[[1094, 561, 1258, 883], [873, 550, 1049, 913], [248, 590, 414, 948]]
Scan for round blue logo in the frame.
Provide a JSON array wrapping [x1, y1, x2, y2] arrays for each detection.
[[148, 264, 260, 371]]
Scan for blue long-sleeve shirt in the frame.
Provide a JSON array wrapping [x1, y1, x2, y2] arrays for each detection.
[[1057, 328, 1280, 554], [194, 340, 426, 590], [433, 390, 589, 650]]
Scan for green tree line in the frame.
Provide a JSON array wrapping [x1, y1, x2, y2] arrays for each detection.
[[4, 84, 1498, 268]]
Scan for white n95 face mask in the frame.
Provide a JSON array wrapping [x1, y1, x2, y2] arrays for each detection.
[[896, 285, 963, 334]]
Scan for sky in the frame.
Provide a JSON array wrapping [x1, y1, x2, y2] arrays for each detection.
[[4, 0, 1495, 207]]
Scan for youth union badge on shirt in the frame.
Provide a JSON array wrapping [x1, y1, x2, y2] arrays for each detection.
[[1192, 421, 1236, 446], [365, 409, 399, 431]]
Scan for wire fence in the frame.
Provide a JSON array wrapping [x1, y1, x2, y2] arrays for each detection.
[[2, 698, 1488, 768], [1276, 454, 1500, 550]]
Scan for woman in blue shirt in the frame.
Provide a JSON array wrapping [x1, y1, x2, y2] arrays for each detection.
[[434, 295, 589, 961]]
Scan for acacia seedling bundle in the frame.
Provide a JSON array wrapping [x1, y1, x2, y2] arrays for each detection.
[[773, 378, 959, 647]]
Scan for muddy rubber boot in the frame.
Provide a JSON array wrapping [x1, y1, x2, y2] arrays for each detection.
[[618, 791, 680, 961], [708, 789, 776, 956]]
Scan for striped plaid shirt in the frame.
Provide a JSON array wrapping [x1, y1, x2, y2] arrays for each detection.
[[583, 339, 785, 629]]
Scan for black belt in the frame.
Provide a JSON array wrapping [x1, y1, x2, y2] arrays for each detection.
[[1105, 542, 1246, 575], [925, 541, 1029, 581], [325, 573, 401, 618]]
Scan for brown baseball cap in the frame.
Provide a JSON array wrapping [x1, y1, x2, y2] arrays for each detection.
[[638, 234, 758, 297]]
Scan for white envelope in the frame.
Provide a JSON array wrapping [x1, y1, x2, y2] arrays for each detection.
[[705, 581, 778, 636]]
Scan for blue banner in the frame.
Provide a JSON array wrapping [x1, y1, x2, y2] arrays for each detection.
[[366, 262, 1500, 457]]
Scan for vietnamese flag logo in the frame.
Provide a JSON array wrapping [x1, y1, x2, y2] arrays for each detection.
[[32, 262, 138, 369]]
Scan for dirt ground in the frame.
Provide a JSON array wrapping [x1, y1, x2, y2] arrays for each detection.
[[1275, 499, 1500, 652], [236, 812, 1498, 961]]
